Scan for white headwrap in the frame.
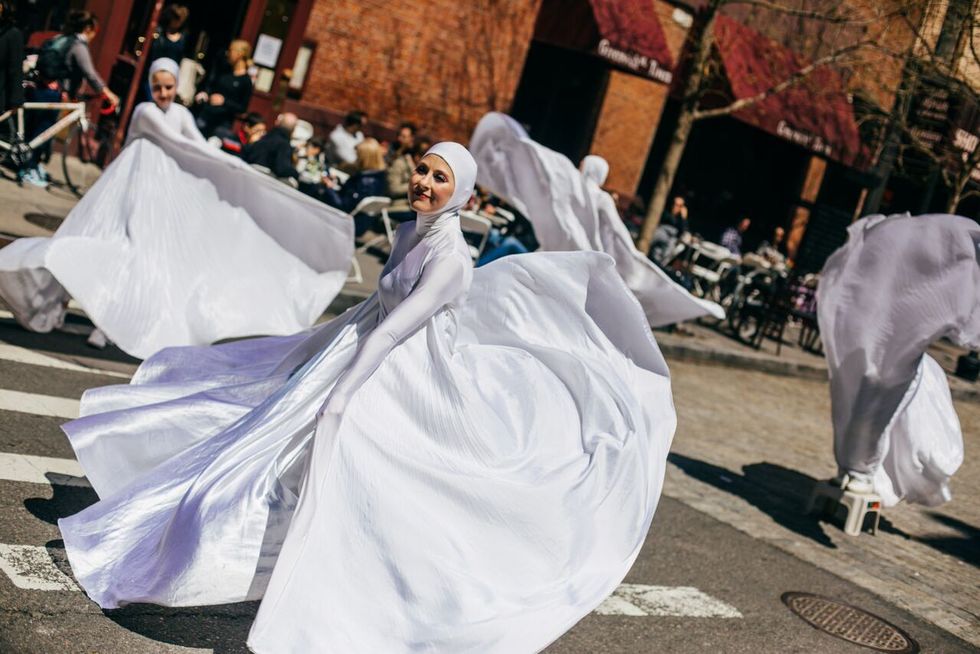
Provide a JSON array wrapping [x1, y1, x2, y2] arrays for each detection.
[[580, 155, 609, 187], [415, 141, 478, 236], [149, 57, 180, 82]]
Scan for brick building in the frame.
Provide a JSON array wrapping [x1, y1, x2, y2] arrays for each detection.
[[21, 0, 978, 269]]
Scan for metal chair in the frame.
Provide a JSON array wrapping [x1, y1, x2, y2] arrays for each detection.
[[459, 211, 493, 262], [352, 196, 395, 253]]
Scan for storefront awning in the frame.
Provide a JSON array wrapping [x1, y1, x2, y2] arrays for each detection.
[[533, 0, 675, 84], [712, 16, 864, 168]]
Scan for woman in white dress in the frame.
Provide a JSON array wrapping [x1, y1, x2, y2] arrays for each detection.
[[818, 212, 979, 505], [470, 112, 723, 327], [0, 58, 353, 359], [60, 142, 676, 653]]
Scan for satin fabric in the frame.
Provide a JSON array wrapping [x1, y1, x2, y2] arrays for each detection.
[[59, 244, 674, 652], [0, 102, 353, 358], [469, 112, 723, 327], [817, 213, 980, 506]]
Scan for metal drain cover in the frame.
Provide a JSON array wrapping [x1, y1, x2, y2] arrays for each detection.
[[781, 592, 919, 653]]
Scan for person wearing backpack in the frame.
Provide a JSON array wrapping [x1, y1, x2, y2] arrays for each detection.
[[23, 10, 119, 187]]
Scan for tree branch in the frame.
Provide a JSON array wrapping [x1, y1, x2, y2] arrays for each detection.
[[725, 0, 892, 27], [692, 41, 871, 121]]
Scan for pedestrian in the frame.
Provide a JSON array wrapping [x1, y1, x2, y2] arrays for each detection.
[[0, 59, 353, 358], [720, 216, 750, 256], [194, 39, 253, 137], [56, 141, 675, 654], [242, 112, 299, 180], [148, 4, 190, 65], [661, 196, 689, 237], [326, 109, 365, 169], [817, 213, 978, 504], [22, 9, 119, 187]]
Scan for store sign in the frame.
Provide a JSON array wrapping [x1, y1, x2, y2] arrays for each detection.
[[597, 39, 672, 84], [776, 120, 832, 157]]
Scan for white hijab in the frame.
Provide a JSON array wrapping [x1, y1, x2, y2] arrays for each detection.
[[415, 142, 477, 236], [149, 57, 180, 83], [580, 155, 609, 187]]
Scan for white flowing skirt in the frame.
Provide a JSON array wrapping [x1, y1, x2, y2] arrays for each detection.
[[0, 138, 351, 359], [59, 251, 675, 653], [872, 354, 964, 507]]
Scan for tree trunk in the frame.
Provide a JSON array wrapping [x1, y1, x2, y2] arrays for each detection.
[[636, 4, 721, 255], [946, 173, 969, 214]]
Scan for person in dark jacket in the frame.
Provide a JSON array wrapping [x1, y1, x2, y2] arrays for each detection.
[[0, 0, 24, 114], [195, 39, 253, 137], [242, 112, 297, 180], [327, 138, 388, 234]]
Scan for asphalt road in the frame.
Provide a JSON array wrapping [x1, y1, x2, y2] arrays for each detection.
[[0, 316, 974, 654]]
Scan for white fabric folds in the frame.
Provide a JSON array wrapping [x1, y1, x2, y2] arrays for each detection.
[[0, 102, 354, 358], [59, 244, 674, 653], [469, 112, 723, 327], [817, 213, 980, 506]]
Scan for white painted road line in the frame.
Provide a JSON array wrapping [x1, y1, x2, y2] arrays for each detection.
[[0, 388, 79, 419], [596, 584, 743, 618], [0, 453, 88, 488], [0, 342, 130, 379], [0, 544, 78, 591]]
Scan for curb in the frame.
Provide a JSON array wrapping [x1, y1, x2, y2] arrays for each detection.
[[658, 340, 979, 404]]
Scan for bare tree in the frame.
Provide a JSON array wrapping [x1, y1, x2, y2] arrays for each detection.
[[635, 0, 903, 253], [865, 0, 980, 214]]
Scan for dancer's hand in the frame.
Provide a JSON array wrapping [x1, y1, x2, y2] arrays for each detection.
[[316, 391, 349, 420]]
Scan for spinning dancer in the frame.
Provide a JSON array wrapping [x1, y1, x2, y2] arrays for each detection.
[[818, 213, 979, 505], [470, 112, 723, 327], [0, 58, 353, 358], [60, 143, 675, 653]]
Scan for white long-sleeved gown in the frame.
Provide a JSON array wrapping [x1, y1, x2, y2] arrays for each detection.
[[818, 213, 980, 506], [469, 112, 723, 327], [0, 102, 354, 358], [59, 211, 676, 652]]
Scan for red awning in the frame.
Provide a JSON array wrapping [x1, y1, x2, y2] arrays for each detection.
[[712, 16, 864, 168], [533, 0, 675, 84]]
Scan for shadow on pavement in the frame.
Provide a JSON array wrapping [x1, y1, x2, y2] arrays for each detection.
[[25, 473, 98, 525], [669, 454, 915, 546], [106, 602, 259, 654], [0, 315, 139, 367], [919, 512, 980, 567], [669, 454, 841, 548], [24, 211, 66, 231]]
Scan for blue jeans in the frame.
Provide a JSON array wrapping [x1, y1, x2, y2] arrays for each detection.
[[477, 231, 529, 266]]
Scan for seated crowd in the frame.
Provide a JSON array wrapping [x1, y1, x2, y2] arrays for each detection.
[[217, 108, 534, 265]]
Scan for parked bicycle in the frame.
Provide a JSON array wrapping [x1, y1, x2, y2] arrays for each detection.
[[0, 95, 116, 196]]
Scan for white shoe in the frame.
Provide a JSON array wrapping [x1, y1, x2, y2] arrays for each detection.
[[20, 168, 49, 189], [842, 472, 874, 494], [86, 328, 108, 349]]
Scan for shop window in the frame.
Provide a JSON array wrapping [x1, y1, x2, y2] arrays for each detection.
[[251, 0, 298, 94]]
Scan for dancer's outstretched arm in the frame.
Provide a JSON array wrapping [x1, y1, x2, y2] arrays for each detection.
[[318, 254, 471, 417]]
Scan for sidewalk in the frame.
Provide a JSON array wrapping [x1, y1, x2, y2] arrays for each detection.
[[656, 319, 979, 403]]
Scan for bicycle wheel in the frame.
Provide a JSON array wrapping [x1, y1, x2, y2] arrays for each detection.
[[60, 122, 85, 196]]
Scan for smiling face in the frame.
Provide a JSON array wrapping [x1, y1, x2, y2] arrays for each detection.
[[150, 71, 177, 111], [409, 154, 455, 214]]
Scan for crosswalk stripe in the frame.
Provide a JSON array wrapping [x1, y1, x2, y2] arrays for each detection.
[[0, 453, 88, 487], [0, 389, 79, 419], [0, 549, 744, 621], [0, 342, 130, 379], [0, 544, 79, 591], [595, 584, 742, 618]]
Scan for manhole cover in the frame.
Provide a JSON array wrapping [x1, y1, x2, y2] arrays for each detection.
[[782, 592, 919, 653]]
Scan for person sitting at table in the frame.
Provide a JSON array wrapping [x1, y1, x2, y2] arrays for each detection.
[[242, 112, 298, 180], [327, 139, 388, 229]]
